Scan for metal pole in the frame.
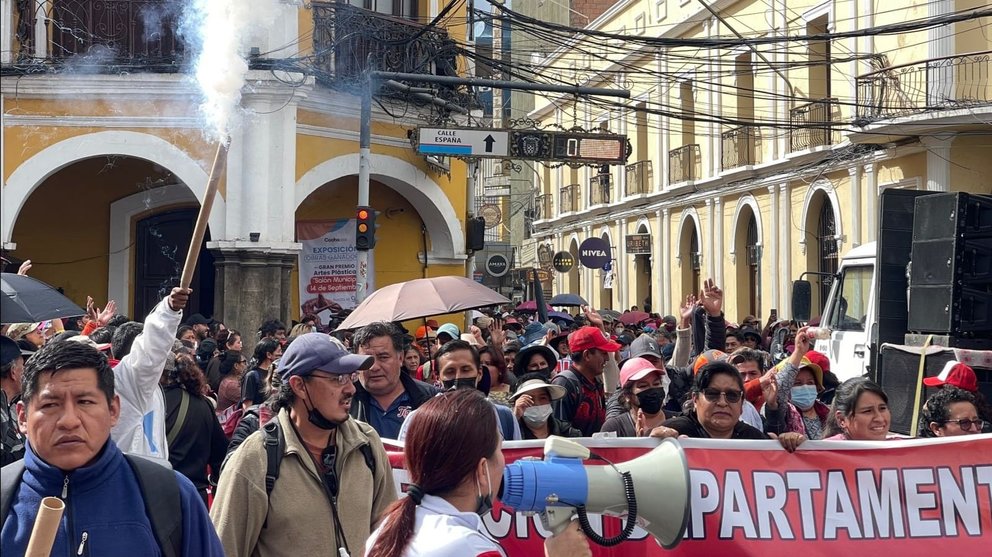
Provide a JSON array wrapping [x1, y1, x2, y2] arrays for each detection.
[[356, 78, 372, 304], [371, 71, 632, 98]]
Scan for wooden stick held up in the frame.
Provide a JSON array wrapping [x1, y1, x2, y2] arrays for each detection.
[[180, 141, 230, 290], [25, 497, 65, 557]]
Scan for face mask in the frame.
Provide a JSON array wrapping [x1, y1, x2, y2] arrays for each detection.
[[635, 387, 665, 415], [476, 461, 494, 516], [792, 385, 818, 410], [442, 377, 477, 391], [301, 381, 345, 430], [523, 404, 553, 427]]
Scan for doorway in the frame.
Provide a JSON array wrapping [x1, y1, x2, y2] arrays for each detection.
[[134, 209, 215, 320]]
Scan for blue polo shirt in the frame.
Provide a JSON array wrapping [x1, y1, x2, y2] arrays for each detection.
[[366, 391, 413, 440]]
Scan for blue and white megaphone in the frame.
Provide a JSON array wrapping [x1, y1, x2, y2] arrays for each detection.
[[501, 436, 690, 549]]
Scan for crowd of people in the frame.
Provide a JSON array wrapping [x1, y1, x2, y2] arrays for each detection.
[[1, 272, 989, 556]]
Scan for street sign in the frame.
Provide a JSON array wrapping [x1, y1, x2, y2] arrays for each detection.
[[473, 271, 484, 283], [535, 269, 551, 282], [480, 204, 502, 229], [579, 237, 612, 269], [485, 254, 509, 277], [625, 234, 652, 254], [418, 128, 509, 157], [552, 251, 575, 273]]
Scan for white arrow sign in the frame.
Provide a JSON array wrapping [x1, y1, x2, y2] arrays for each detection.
[[418, 128, 509, 157]]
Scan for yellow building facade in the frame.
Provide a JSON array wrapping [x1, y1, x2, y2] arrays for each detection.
[[531, 0, 991, 321], [1, 1, 472, 333]]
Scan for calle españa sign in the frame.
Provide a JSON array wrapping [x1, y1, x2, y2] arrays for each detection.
[[578, 237, 612, 269], [552, 251, 575, 273], [485, 254, 509, 277]]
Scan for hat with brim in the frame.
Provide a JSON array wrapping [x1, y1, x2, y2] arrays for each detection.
[[6, 322, 43, 340], [620, 357, 666, 386], [278, 333, 373, 379], [521, 322, 548, 346], [510, 378, 566, 402], [437, 323, 460, 342], [740, 326, 762, 342], [923, 361, 978, 392], [797, 356, 824, 389], [569, 326, 622, 353], [460, 333, 484, 348], [514, 344, 558, 374], [0, 335, 33, 367]]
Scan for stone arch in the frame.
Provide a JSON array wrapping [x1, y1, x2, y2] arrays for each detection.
[[633, 216, 652, 312], [2, 131, 219, 245], [296, 153, 465, 262], [731, 194, 763, 253], [801, 180, 843, 313], [676, 206, 702, 298], [675, 206, 702, 260], [732, 194, 763, 320], [800, 179, 843, 255]]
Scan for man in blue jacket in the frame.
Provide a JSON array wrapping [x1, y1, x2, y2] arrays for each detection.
[[0, 339, 223, 556]]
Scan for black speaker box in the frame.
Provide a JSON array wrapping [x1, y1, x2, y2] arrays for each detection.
[[912, 192, 992, 241], [876, 344, 992, 435]]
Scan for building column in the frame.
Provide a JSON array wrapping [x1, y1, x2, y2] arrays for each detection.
[[657, 52, 670, 192], [662, 208, 672, 314], [583, 225, 593, 304], [212, 249, 297, 341], [554, 232, 564, 294], [778, 182, 791, 318], [617, 218, 627, 308], [864, 163, 877, 242], [849, 166, 862, 247], [652, 209, 664, 315], [924, 136, 953, 192], [704, 199, 715, 280], [714, 197, 724, 287], [767, 185, 780, 318]]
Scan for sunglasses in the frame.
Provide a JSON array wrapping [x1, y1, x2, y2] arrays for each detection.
[[308, 372, 359, 385], [944, 418, 987, 432], [701, 388, 743, 404]]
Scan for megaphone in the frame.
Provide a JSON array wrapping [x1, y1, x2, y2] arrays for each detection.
[[501, 436, 690, 549]]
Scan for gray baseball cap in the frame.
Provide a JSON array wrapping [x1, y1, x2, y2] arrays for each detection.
[[629, 333, 663, 360], [278, 333, 373, 379]]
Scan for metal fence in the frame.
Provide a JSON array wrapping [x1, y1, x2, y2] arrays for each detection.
[[624, 161, 653, 196], [789, 98, 836, 152], [668, 144, 701, 183], [559, 184, 581, 214], [721, 126, 760, 170], [590, 174, 611, 205]]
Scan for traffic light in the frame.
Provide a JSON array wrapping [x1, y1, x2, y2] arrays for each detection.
[[356, 206, 376, 250]]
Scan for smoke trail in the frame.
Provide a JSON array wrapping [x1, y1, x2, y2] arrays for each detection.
[[183, 0, 280, 143]]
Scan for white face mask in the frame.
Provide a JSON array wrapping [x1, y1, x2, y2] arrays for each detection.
[[523, 404, 554, 427]]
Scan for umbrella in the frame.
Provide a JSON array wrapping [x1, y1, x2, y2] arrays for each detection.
[[1, 273, 86, 324], [620, 310, 651, 326], [548, 311, 574, 323], [515, 300, 553, 313], [598, 309, 622, 322], [336, 276, 510, 330], [550, 293, 587, 307]]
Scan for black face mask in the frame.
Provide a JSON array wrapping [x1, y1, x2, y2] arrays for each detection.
[[301, 381, 345, 430], [442, 377, 478, 391], [635, 387, 666, 415]]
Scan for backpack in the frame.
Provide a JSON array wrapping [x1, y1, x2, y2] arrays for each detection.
[[1, 454, 182, 557]]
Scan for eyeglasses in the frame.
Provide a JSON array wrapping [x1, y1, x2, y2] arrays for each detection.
[[701, 388, 743, 404], [944, 418, 987, 432], [307, 372, 359, 385]]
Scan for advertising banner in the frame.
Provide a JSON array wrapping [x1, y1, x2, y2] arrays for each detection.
[[296, 220, 374, 322], [383, 435, 992, 556]]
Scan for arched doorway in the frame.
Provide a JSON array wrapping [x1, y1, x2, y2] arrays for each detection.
[[734, 207, 760, 320], [679, 211, 702, 299], [599, 231, 613, 310], [567, 237, 581, 296], [805, 191, 839, 315], [633, 223, 651, 312], [134, 209, 214, 320]]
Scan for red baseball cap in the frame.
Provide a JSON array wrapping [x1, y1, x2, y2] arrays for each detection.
[[923, 361, 978, 392], [805, 350, 830, 374], [569, 326, 622, 353]]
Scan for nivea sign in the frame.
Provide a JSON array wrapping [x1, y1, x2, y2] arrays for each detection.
[[578, 237, 612, 269]]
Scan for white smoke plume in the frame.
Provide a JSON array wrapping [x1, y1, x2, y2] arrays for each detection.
[[184, 0, 280, 143]]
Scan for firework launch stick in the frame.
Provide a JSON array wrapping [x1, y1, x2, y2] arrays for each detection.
[[180, 141, 230, 289], [25, 497, 65, 557]]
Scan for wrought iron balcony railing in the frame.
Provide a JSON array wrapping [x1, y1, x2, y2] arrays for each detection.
[[721, 126, 760, 170], [590, 174, 611, 205], [668, 144, 701, 184], [624, 161, 653, 196], [312, 2, 456, 90], [535, 194, 553, 220], [559, 184, 581, 214], [9, 0, 185, 69], [789, 98, 836, 152], [856, 50, 992, 122]]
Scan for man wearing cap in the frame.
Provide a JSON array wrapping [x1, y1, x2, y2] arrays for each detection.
[[552, 326, 621, 436], [0, 336, 32, 465], [185, 314, 212, 341], [211, 333, 397, 557]]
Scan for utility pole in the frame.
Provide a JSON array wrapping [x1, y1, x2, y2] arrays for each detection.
[[356, 78, 372, 304]]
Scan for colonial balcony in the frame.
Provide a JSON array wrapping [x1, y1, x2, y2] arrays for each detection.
[[559, 184, 581, 214], [590, 174, 611, 206], [535, 194, 553, 221], [721, 126, 760, 170], [851, 51, 991, 143], [624, 161, 653, 196], [668, 144, 700, 184], [5, 0, 185, 71], [312, 1, 460, 99], [789, 98, 836, 152]]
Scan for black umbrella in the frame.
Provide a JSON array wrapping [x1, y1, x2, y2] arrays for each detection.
[[1, 273, 86, 324], [550, 293, 588, 307]]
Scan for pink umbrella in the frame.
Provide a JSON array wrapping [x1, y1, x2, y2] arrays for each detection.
[[620, 310, 651, 326], [515, 300, 553, 313], [336, 276, 510, 330]]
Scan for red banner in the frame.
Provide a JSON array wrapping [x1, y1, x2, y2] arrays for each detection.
[[384, 434, 992, 555]]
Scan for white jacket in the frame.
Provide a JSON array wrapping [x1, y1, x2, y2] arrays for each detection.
[[366, 494, 507, 557], [110, 297, 182, 461]]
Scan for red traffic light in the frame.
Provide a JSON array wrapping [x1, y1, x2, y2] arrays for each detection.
[[358, 209, 369, 220]]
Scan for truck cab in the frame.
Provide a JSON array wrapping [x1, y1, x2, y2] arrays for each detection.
[[814, 242, 877, 382]]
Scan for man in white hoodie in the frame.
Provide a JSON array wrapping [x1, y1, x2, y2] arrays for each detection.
[[109, 287, 188, 461]]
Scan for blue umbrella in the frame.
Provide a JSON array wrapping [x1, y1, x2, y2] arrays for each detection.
[[550, 293, 587, 307], [548, 311, 574, 323]]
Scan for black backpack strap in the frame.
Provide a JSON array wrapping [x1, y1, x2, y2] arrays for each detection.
[[262, 420, 285, 497], [125, 455, 183, 557], [0, 460, 26, 529], [359, 443, 376, 476]]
